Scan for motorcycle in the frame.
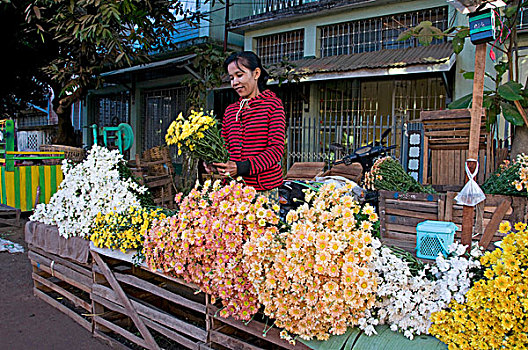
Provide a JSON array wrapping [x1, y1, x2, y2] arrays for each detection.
[[278, 129, 396, 221]]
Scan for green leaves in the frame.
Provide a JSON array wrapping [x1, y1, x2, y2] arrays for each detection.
[[397, 21, 444, 46], [448, 93, 472, 109], [498, 81, 524, 101], [501, 101, 525, 126]]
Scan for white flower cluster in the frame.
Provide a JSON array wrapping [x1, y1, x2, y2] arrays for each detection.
[[30, 145, 147, 238], [359, 240, 482, 339]]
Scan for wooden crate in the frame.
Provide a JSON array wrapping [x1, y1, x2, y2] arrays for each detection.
[[207, 305, 311, 350], [446, 192, 528, 250], [378, 190, 446, 254], [285, 162, 325, 181], [28, 245, 93, 332], [91, 249, 212, 350]]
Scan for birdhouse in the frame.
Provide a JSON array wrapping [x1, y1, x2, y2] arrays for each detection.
[[468, 9, 496, 44]]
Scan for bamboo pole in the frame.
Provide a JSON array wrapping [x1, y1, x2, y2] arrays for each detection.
[[461, 43, 487, 247]]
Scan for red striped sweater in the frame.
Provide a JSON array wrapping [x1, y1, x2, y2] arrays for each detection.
[[221, 90, 285, 191]]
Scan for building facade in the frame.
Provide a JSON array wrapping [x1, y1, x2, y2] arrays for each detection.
[[228, 0, 500, 177]]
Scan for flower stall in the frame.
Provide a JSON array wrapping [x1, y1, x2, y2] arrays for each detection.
[[25, 109, 528, 350], [1, 119, 65, 212]]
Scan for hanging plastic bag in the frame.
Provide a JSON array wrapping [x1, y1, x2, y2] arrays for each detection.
[[455, 160, 486, 207]]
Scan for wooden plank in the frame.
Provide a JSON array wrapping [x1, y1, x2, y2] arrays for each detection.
[[379, 195, 387, 237], [438, 196, 445, 221], [92, 283, 207, 342], [29, 246, 92, 276], [445, 192, 454, 222], [94, 316, 148, 349], [454, 150, 461, 184], [379, 190, 440, 202], [480, 199, 511, 249], [93, 330, 133, 350], [380, 238, 416, 254], [384, 208, 438, 220], [33, 288, 92, 332], [383, 230, 418, 241], [423, 134, 429, 184], [32, 273, 91, 312], [142, 317, 200, 350], [420, 109, 470, 121], [384, 200, 438, 212], [209, 330, 263, 350], [385, 215, 429, 228], [385, 223, 417, 235], [29, 252, 92, 293], [91, 251, 160, 350], [113, 271, 206, 314], [208, 306, 308, 350]]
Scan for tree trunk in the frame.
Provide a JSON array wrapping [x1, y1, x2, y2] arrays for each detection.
[[53, 102, 76, 146], [52, 89, 82, 147], [511, 124, 528, 160]]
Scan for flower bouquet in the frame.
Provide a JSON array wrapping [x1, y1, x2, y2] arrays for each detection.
[[143, 179, 280, 321], [363, 156, 436, 194], [244, 183, 379, 341], [165, 109, 228, 163]]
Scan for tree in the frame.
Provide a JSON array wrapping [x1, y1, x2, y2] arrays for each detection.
[[0, 1, 57, 117], [399, 0, 528, 156], [25, 0, 202, 145]]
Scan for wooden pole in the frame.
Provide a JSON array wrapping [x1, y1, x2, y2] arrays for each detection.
[[461, 43, 487, 247]]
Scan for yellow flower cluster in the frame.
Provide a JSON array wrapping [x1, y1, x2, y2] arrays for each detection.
[[90, 206, 166, 253], [244, 183, 378, 341], [430, 222, 528, 350], [513, 154, 528, 192], [165, 109, 215, 155]]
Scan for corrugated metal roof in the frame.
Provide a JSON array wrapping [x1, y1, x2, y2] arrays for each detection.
[[101, 54, 196, 77], [292, 43, 453, 74]]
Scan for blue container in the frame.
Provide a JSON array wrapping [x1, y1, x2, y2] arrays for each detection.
[[416, 220, 458, 259], [468, 10, 495, 45]]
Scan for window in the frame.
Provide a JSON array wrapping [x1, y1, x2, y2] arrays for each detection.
[[95, 92, 130, 127], [142, 87, 188, 153], [320, 7, 448, 57], [256, 29, 304, 65]]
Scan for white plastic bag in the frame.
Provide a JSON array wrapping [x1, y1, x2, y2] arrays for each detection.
[[454, 160, 486, 207]]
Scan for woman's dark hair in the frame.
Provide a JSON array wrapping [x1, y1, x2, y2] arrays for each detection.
[[224, 51, 269, 91]]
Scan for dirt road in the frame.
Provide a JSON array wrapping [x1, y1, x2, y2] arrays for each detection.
[[0, 220, 111, 350]]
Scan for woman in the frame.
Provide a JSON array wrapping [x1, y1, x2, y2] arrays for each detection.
[[211, 51, 285, 194]]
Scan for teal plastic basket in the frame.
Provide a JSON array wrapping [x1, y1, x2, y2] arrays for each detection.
[[416, 220, 458, 260]]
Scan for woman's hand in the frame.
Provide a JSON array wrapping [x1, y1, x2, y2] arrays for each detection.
[[213, 161, 237, 178], [203, 161, 216, 174]]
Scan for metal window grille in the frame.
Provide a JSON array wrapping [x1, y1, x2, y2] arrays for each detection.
[[251, 0, 320, 16], [285, 77, 447, 167], [393, 77, 447, 121], [95, 92, 130, 127], [256, 29, 305, 65], [142, 87, 189, 153], [277, 85, 305, 168], [320, 7, 448, 57]]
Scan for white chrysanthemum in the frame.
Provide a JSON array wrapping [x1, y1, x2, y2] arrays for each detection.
[[359, 240, 482, 339], [30, 145, 147, 238]]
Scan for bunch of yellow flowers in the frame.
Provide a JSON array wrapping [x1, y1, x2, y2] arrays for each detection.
[[165, 109, 228, 163], [90, 206, 167, 253], [429, 221, 528, 350]]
